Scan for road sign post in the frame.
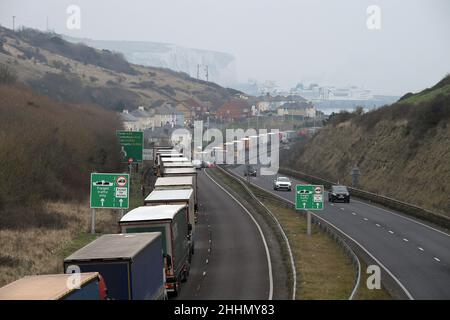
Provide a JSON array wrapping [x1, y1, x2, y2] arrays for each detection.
[[90, 173, 130, 234], [91, 209, 96, 234], [295, 185, 324, 235]]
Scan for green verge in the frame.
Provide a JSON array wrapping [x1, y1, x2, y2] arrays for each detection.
[[262, 200, 355, 299], [210, 167, 359, 299]]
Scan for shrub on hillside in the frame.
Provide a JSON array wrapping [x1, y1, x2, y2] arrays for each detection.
[[27, 72, 140, 110], [16, 28, 137, 75], [0, 83, 122, 208]]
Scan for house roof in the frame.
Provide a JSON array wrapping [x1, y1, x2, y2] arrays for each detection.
[[155, 104, 184, 116], [278, 101, 312, 110], [130, 108, 154, 118], [217, 99, 251, 117], [120, 112, 138, 122]]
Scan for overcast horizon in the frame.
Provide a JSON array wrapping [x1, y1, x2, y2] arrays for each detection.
[[1, 0, 449, 96]]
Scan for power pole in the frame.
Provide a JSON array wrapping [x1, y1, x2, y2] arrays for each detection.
[[197, 64, 200, 79], [12, 16, 15, 32], [205, 65, 209, 82]]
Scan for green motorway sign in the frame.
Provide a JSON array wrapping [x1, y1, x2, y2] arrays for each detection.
[[90, 173, 129, 209], [117, 131, 143, 163], [295, 185, 324, 210]]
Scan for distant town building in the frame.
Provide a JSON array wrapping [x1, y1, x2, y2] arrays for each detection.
[[154, 104, 184, 127], [120, 110, 139, 131], [130, 106, 156, 130], [291, 83, 374, 101], [217, 99, 251, 121], [277, 101, 316, 118]]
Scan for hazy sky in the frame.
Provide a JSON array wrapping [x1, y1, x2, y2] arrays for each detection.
[[1, 0, 449, 95]]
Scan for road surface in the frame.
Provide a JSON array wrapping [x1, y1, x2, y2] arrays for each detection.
[[231, 164, 450, 299], [175, 169, 271, 299]]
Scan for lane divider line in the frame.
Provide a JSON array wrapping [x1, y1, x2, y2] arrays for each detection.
[[204, 169, 274, 300], [225, 167, 360, 300], [230, 167, 414, 300], [351, 199, 450, 238]]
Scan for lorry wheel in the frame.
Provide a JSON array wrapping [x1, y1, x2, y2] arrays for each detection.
[[173, 282, 180, 297]]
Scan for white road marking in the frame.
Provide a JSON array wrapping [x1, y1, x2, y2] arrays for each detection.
[[205, 169, 274, 300], [376, 224, 381, 227], [352, 212, 356, 216], [230, 165, 413, 300], [340, 207, 345, 211], [388, 230, 394, 234], [434, 257, 441, 262], [418, 247, 424, 252], [403, 238, 409, 242], [363, 218, 368, 221], [351, 199, 450, 237]]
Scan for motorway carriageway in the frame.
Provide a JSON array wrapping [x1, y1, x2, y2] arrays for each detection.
[[175, 169, 272, 299], [230, 164, 450, 299]]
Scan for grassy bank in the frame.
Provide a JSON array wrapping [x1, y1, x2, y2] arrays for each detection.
[[0, 201, 118, 287]]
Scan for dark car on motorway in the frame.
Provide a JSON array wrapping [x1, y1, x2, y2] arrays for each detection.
[[243, 165, 257, 177], [328, 185, 350, 203]]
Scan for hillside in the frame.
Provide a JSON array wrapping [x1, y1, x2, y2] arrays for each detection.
[[283, 75, 450, 216], [63, 35, 238, 87], [0, 73, 123, 285], [0, 27, 240, 112]]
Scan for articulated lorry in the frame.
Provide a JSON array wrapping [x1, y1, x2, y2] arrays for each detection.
[[154, 176, 197, 214], [119, 205, 191, 296], [144, 188, 196, 252], [0, 273, 108, 300], [64, 233, 165, 300]]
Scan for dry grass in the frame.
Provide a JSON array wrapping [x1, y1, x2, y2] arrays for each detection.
[[0, 200, 118, 287]]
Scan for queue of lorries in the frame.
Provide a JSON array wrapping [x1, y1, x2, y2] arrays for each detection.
[[0, 146, 200, 300]]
